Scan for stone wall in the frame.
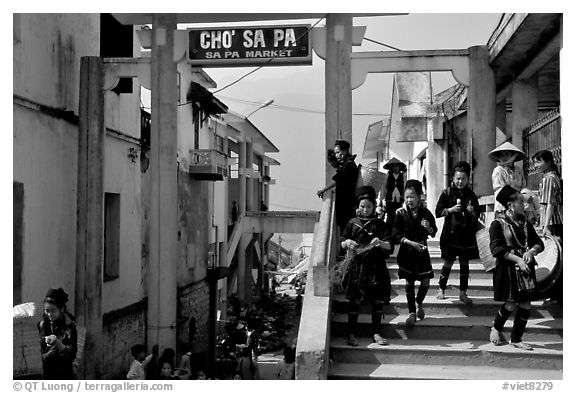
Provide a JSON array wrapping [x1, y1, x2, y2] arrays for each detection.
[[102, 300, 147, 379], [178, 281, 210, 354]]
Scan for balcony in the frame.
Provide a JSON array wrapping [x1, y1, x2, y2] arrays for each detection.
[[187, 149, 228, 181]]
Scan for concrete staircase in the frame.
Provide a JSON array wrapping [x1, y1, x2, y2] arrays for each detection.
[[328, 246, 563, 380]]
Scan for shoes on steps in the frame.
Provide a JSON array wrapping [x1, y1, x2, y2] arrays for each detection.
[[416, 305, 425, 320], [347, 333, 359, 346], [372, 334, 388, 346], [459, 291, 473, 305], [510, 341, 533, 351], [490, 327, 507, 346], [405, 312, 417, 326], [436, 289, 446, 300]]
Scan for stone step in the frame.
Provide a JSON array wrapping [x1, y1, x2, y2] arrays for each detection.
[[331, 294, 563, 318], [329, 337, 563, 370], [385, 261, 492, 280], [388, 278, 495, 296], [330, 314, 563, 342], [328, 362, 563, 380]]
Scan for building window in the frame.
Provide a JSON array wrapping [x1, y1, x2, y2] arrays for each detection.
[[13, 14, 22, 44], [13, 182, 24, 305], [193, 105, 200, 149], [214, 135, 225, 153], [104, 193, 121, 281], [100, 13, 133, 94]]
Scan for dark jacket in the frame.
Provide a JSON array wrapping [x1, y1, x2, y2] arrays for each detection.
[[38, 313, 77, 379], [333, 154, 358, 231], [489, 216, 544, 302], [435, 184, 480, 260], [392, 204, 437, 281], [385, 172, 405, 203], [340, 216, 393, 302]]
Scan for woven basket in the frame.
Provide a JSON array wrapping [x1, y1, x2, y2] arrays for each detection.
[[356, 165, 387, 196], [13, 302, 86, 378], [475, 226, 496, 272], [13, 317, 43, 377]]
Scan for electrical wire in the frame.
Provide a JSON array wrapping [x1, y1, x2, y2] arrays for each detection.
[[363, 37, 402, 51], [211, 16, 327, 95], [268, 202, 314, 211], [215, 95, 389, 117]]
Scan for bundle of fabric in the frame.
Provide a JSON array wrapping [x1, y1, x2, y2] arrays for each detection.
[[330, 243, 379, 293]]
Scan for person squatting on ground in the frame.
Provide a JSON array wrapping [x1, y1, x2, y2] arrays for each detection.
[[392, 180, 437, 326], [434, 161, 480, 304], [489, 142, 526, 216], [127, 344, 153, 380], [489, 185, 544, 351], [38, 288, 78, 380], [235, 346, 259, 380], [317, 139, 358, 233], [275, 346, 296, 380], [340, 185, 393, 346]]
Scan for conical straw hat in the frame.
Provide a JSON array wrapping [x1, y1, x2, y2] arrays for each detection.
[[383, 157, 407, 171], [488, 142, 526, 162]]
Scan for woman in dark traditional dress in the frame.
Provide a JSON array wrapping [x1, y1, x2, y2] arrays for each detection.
[[489, 185, 544, 350], [434, 161, 480, 304], [383, 157, 407, 235], [317, 139, 358, 232], [340, 186, 393, 346], [392, 180, 437, 326], [38, 288, 78, 379]]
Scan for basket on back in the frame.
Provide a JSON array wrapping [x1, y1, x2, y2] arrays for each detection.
[[356, 164, 387, 198], [13, 302, 87, 378], [13, 302, 42, 378]]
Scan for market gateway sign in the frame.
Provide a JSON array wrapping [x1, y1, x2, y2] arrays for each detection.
[[187, 25, 312, 67]]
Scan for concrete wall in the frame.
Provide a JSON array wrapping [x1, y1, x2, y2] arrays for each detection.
[[13, 107, 79, 309], [13, 13, 100, 310], [13, 14, 100, 112], [102, 136, 144, 312]]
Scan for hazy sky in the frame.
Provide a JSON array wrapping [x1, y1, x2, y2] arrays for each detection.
[[198, 14, 503, 213]]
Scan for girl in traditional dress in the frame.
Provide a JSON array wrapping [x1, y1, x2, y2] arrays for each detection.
[[38, 288, 78, 379], [434, 161, 480, 304], [532, 150, 562, 240], [489, 142, 526, 215], [340, 186, 393, 346], [489, 185, 544, 350], [383, 157, 407, 235], [392, 180, 437, 326], [532, 150, 562, 303]]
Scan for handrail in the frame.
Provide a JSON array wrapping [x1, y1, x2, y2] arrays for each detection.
[[295, 189, 337, 379]]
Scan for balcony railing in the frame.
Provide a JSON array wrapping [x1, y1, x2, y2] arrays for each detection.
[[523, 108, 561, 190], [187, 149, 228, 181]]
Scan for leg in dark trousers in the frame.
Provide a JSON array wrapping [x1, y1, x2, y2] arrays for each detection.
[[416, 278, 430, 320], [510, 303, 533, 350], [438, 259, 454, 291], [458, 259, 472, 304], [491, 302, 514, 345], [459, 259, 470, 291], [371, 301, 388, 345], [347, 300, 360, 346], [405, 280, 417, 326]]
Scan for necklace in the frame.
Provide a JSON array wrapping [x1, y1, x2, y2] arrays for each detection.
[[506, 215, 529, 251]]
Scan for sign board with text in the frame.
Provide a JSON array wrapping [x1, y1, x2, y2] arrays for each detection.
[[187, 25, 312, 67]]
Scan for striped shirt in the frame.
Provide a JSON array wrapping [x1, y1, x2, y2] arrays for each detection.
[[492, 164, 525, 212], [539, 171, 562, 226]]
